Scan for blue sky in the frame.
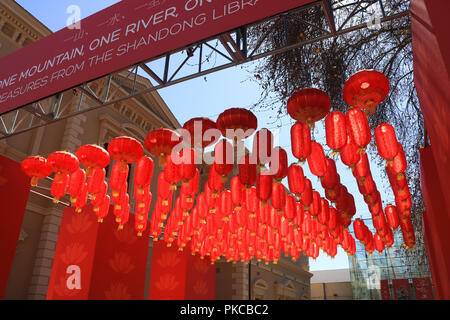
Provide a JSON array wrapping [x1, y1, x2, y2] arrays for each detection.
[[16, 0, 395, 271]]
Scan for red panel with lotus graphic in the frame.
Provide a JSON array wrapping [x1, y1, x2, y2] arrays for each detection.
[[88, 208, 150, 300], [185, 253, 216, 300], [47, 205, 100, 300], [0, 155, 31, 299], [149, 241, 188, 300]]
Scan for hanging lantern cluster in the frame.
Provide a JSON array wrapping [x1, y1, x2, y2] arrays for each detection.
[[20, 69, 414, 262]]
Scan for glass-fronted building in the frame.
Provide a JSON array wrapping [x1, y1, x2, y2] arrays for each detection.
[[348, 218, 433, 300]]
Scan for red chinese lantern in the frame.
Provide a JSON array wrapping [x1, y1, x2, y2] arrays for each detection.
[[145, 129, 181, 167], [253, 128, 274, 165], [256, 172, 273, 207], [95, 195, 111, 223], [87, 167, 106, 199], [134, 156, 154, 194], [391, 143, 407, 175], [353, 219, 366, 243], [21, 156, 52, 187], [109, 136, 143, 169], [48, 151, 79, 203], [231, 175, 245, 209], [340, 135, 360, 168], [216, 108, 258, 141], [285, 194, 297, 224], [73, 183, 88, 213], [309, 191, 322, 218], [238, 154, 257, 187], [374, 233, 385, 254], [271, 182, 286, 212], [346, 108, 372, 150], [183, 117, 217, 149], [68, 168, 86, 203], [270, 147, 288, 182], [288, 164, 305, 196], [307, 142, 327, 177], [76, 144, 110, 177], [164, 153, 182, 190], [353, 152, 370, 180], [214, 140, 234, 180], [318, 198, 330, 227], [287, 88, 331, 126], [178, 148, 198, 184], [343, 70, 390, 114], [301, 179, 313, 209], [321, 158, 339, 190], [385, 205, 400, 230], [291, 122, 312, 162], [325, 111, 347, 153], [92, 181, 108, 212], [375, 123, 399, 161], [48, 151, 79, 182]]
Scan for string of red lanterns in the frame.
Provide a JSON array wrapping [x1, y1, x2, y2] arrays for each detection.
[[20, 69, 415, 264]]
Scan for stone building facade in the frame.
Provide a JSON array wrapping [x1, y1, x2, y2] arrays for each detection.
[[0, 0, 312, 300]]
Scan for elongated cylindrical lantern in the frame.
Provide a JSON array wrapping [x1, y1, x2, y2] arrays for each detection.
[[230, 175, 243, 208], [346, 108, 372, 149], [179, 148, 197, 182], [270, 147, 288, 182], [214, 139, 234, 180], [353, 152, 371, 181], [325, 111, 347, 153], [391, 143, 407, 175], [340, 136, 360, 168], [134, 156, 154, 193], [308, 142, 327, 177], [301, 179, 313, 209], [375, 123, 399, 161], [288, 164, 305, 196], [284, 194, 297, 224], [68, 168, 86, 203], [385, 205, 400, 230], [271, 182, 286, 212], [238, 154, 257, 187], [48, 151, 80, 203], [291, 122, 311, 162], [252, 128, 274, 165], [321, 158, 339, 190], [256, 172, 273, 207]]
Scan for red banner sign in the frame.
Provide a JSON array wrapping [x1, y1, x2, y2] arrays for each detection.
[[380, 280, 391, 300], [47, 205, 150, 300], [413, 278, 434, 300], [0, 155, 31, 299], [392, 279, 412, 300], [88, 210, 150, 300], [185, 251, 216, 300], [149, 241, 216, 300], [0, 0, 314, 115], [149, 241, 189, 300], [46, 205, 100, 300]]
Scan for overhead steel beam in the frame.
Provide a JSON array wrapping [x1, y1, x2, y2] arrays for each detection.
[[0, 1, 409, 140]]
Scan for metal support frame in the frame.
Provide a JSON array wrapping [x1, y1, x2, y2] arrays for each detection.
[[0, 0, 409, 140]]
